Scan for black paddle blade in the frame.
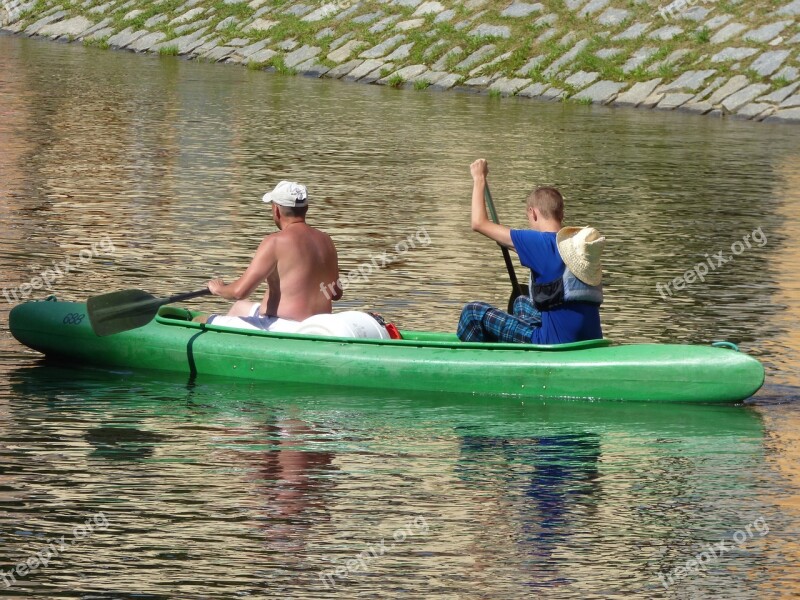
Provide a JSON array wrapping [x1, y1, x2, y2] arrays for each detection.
[[87, 289, 162, 337], [507, 283, 528, 314]]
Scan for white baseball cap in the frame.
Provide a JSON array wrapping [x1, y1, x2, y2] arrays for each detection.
[[262, 181, 309, 207]]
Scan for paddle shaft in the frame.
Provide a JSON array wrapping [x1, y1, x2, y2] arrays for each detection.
[[120, 289, 212, 314], [483, 183, 520, 291], [165, 288, 213, 305]]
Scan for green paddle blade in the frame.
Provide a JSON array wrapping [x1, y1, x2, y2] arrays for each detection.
[[87, 289, 162, 337]]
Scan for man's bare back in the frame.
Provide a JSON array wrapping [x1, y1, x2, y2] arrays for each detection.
[[199, 181, 341, 325], [256, 222, 339, 320]]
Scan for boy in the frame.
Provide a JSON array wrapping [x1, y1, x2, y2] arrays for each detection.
[[457, 159, 604, 345]]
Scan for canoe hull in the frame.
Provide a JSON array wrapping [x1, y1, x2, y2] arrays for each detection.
[[9, 300, 765, 403]]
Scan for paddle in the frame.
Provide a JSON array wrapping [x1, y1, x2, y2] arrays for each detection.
[[87, 288, 211, 337], [483, 183, 525, 313]]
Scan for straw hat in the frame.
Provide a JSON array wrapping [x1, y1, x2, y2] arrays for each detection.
[[556, 226, 605, 286]]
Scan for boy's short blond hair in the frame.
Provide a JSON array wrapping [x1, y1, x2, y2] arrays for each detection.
[[526, 187, 564, 222]]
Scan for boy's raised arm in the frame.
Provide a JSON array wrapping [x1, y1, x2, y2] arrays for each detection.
[[469, 159, 515, 251]]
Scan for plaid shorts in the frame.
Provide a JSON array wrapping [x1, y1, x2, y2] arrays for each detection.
[[457, 295, 543, 343]]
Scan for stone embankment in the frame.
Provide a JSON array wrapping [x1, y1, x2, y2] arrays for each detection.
[[2, 0, 799, 123]]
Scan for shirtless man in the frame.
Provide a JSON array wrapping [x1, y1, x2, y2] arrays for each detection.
[[196, 181, 342, 332]]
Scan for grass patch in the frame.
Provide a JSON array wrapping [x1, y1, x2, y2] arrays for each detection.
[[656, 62, 677, 80], [405, 29, 438, 65], [246, 58, 275, 70], [772, 75, 790, 88], [315, 29, 336, 49], [712, 61, 734, 77], [268, 54, 297, 75], [127, 14, 147, 29], [574, 49, 624, 82], [258, 15, 316, 47], [155, 0, 184, 15], [649, 45, 675, 63], [115, 0, 182, 33], [441, 47, 467, 71], [18, 0, 47, 20], [386, 73, 405, 87], [216, 21, 242, 43], [520, 16, 550, 37], [694, 27, 711, 44], [488, 88, 501, 97], [161, 25, 177, 40], [501, 41, 533, 77], [83, 36, 109, 50], [526, 64, 545, 82], [158, 44, 179, 56], [213, 0, 254, 21], [413, 79, 431, 90], [717, 0, 744, 15], [626, 64, 651, 81], [680, 49, 701, 68]]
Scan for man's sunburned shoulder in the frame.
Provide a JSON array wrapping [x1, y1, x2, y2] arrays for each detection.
[[258, 233, 278, 247]]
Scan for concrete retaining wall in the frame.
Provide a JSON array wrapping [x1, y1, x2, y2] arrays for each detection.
[[2, 0, 799, 122]]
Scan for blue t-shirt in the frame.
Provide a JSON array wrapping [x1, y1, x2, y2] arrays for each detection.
[[510, 230, 602, 345]]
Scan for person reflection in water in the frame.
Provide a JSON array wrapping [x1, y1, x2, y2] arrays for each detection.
[[457, 432, 601, 587], [236, 415, 337, 555]]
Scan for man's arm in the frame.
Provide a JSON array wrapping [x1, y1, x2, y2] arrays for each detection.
[[330, 242, 343, 301], [469, 159, 515, 251], [207, 236, 278, 300], [330, 281, 343, 301]]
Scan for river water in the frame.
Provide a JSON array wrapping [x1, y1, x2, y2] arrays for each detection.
[[1, 32, 799, 598]]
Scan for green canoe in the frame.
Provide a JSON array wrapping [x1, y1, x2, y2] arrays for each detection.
[[8, 298, 765, 403]]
